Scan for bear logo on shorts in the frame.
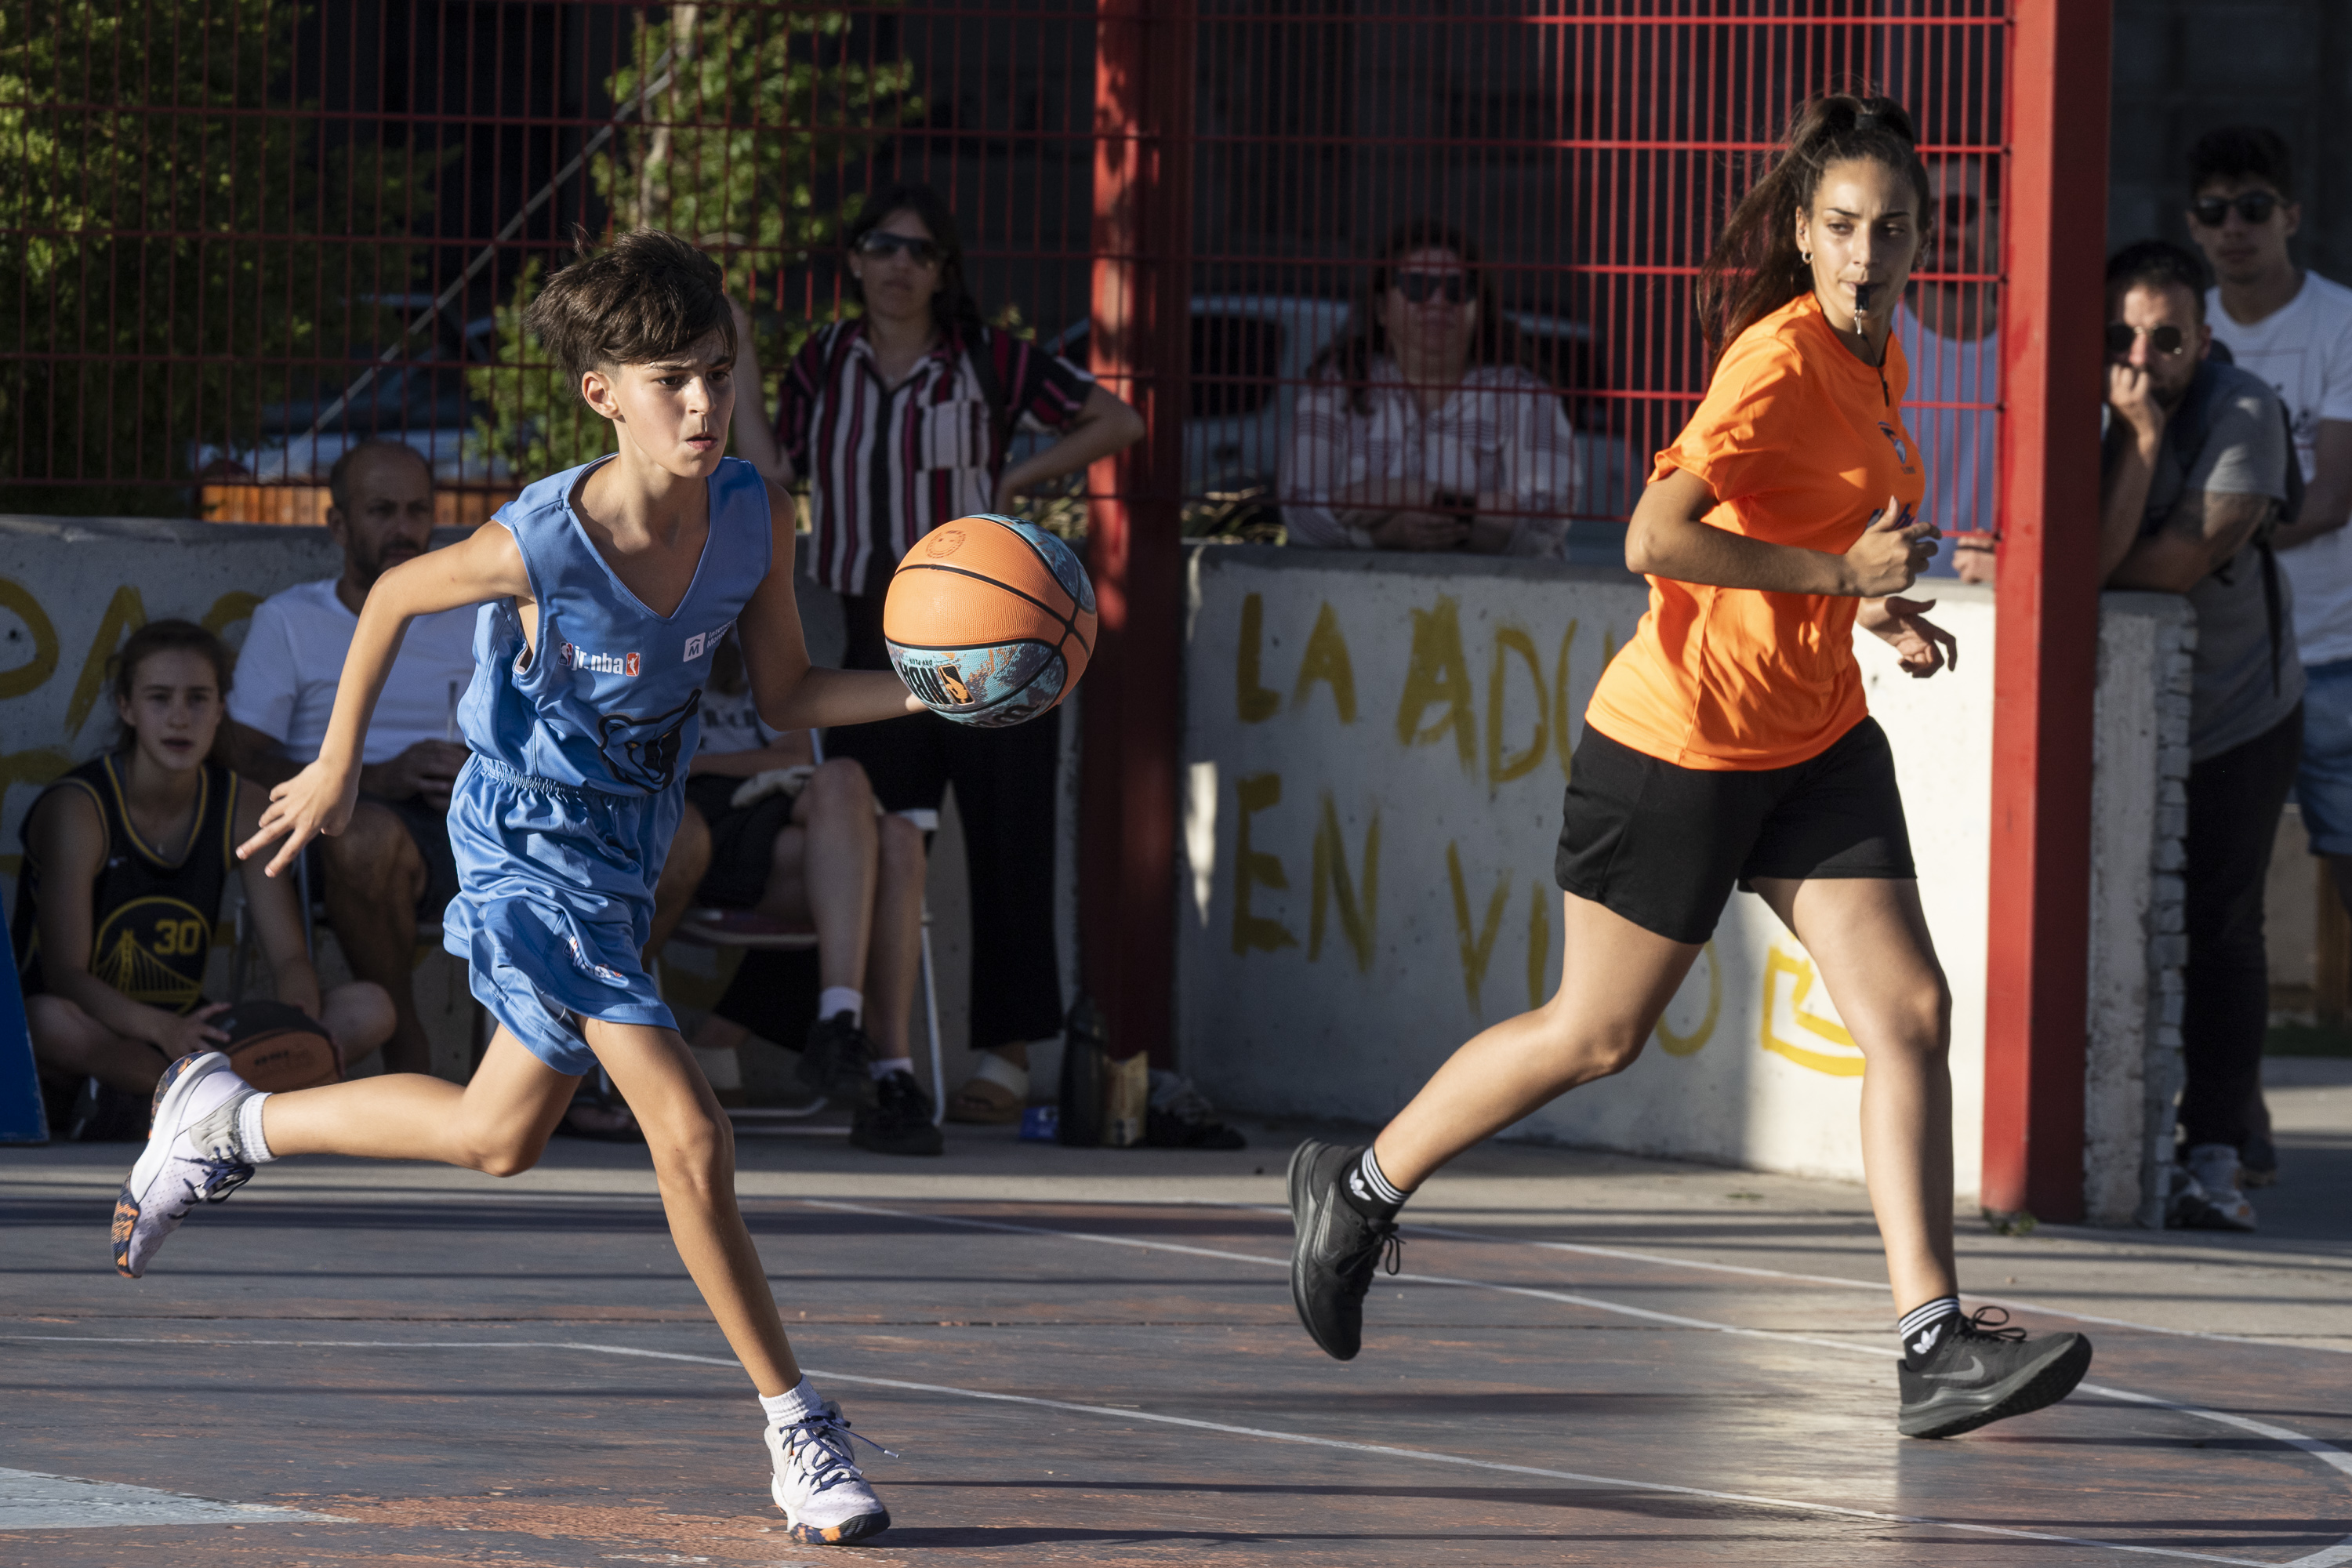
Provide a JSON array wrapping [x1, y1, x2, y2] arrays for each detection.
[[597, 690, 703, 793]]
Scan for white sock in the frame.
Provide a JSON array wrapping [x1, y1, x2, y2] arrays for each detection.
[[869, 1056, 914, 1080], [759, 1377, 825, 1428], [818, 988, 864, 1027], [237, 1092, 277, 1163]]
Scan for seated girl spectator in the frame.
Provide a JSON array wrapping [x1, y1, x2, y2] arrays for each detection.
[[648, 635, 938, 1157], [11, 621, 393, 1120], [1282, 219, 1582, 554]]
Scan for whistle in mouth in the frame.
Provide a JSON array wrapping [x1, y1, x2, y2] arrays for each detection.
[[1853, 282, 1875, 314]]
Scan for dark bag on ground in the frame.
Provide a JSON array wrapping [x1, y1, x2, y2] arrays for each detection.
[[216, 1000, 343, 1092]]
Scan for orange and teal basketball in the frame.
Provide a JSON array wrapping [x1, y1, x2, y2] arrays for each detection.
[[882, 514, 1097, 727]]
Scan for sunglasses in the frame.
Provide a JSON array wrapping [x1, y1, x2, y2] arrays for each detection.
[[1393, 271, 1471, 305], [854, 231, 942, 267], [2106, 321, 2190, 358], [2190, 191, 2281, 228]]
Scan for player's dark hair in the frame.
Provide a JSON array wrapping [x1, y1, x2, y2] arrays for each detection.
[[2106, 238, 2211, 323], [1697, 93, 1932, 365], [2189, 125, 2294, 201], [1306, 217, 1536, 416], [844, 182, 985, 343], [109, 619, 234, 757], [326, 437, 431, 514], [524, 227, 736, 393]]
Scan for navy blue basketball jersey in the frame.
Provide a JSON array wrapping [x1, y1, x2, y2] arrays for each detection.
[[462, 456, 775, 795]]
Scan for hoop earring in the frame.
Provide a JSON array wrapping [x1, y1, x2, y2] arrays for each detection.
[[1800, 250, 1813, 265]]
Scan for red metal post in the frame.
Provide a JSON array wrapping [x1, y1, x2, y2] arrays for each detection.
[[1083, 0, 1192, 1066], [1982, 0, 2112, 1222]]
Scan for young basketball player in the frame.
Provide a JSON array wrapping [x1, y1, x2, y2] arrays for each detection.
[[1288, 96, 2095, 1439], [110, 230, 924, 1544]]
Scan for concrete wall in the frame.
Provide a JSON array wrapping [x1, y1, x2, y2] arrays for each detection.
[[1174, 545, 2180, 1216]]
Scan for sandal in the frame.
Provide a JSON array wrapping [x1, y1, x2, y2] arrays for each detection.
[[554, 1077, 643, 1143], [946, 1052, 1028, 1125]]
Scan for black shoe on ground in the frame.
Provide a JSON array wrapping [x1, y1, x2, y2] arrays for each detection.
[[850, 1070, 944, 1157], [2239, 1133, 2278, 1189], [1287, 1139, 1401, 1361], [798, 1013, 880, 1110], [1897, 1307, 2092, 1438]]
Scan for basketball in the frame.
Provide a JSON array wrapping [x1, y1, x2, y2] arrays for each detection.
[[214, 1000, 344, 1094], [883, 514, 1098, 728]]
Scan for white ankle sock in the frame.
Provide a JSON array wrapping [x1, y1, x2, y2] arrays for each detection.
[[237, 1092, 277, 1163], [818, 988, 864, 1027], [869, 1056, 914, 1080], [759, 1377, 824, 1428]]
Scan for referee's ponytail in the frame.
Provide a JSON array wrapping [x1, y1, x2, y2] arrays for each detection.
[[1697, 93, 1933, 368]]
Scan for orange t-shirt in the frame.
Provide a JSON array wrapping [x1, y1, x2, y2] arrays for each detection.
[[1584, 292, 1925, 771]]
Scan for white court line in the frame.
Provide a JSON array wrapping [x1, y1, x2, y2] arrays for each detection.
[[798, 1197, 2352, 1568], [0, 1334, 2296, 1567], [0, 1465, 336, 1531]]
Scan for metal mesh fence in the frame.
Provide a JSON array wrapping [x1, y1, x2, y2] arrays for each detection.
[[0, 0, 2005, 557]]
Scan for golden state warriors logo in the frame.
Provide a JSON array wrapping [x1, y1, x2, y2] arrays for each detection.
[[92, 895, 212, 1013]]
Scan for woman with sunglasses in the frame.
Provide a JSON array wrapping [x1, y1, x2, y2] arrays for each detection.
[[1282, 219, 1581, 553], [727, 183, 1142, 1127], [1288, 95, 2096, 1443]]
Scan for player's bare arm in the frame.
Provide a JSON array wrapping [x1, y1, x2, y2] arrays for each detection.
[[2107, 488, 2275, 593], [738, 482, 924, 734], [238, 521, 531, 877], [26, 786, 228, 1058], [1628, 467, 1936, 597]]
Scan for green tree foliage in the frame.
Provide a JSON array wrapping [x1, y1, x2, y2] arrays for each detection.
[[468, 4, 918, 481], [0, 0, 436, 514]]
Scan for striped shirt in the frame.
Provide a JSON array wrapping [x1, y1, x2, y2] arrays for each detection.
[[1279, 358, 1581, 554], [776, 321, 1094, 595]]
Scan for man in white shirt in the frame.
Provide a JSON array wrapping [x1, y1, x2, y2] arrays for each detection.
[[224, 440, 479, 1076], [2183, 124, 2352, 1190], [1894, 154, 1998, 583]]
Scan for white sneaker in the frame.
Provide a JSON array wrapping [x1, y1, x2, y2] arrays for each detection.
[[765, 1400, 891, 1545], [112, 1052, 259, 1278], [2181, 1142, 2258, 1231]]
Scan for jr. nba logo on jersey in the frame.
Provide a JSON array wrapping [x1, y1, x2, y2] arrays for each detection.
[[561, 643, 641, 677]]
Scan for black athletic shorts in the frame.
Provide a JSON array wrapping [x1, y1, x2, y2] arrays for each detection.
[[682, 772, 804, 911], [1553, 717, 1915, 945], [303, 793, 459, 923]]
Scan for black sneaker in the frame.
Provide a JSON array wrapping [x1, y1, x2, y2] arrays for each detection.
[[1286, 1139, 1401, 1362], [797, 1012, 879, 1110], [1897, 1307, 2092, 1438], [850, 1070, 944, 1157]]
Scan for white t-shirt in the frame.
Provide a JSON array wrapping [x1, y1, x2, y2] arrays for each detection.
[[1892, 304, 1998, 580], [695, 683, 779, 758], [2207, 270, 2352, 666], [227, 579, 481, 765]]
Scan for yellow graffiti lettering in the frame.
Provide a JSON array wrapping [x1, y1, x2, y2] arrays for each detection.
[[1553, 619, 1577, 779], [1486, 624, 1548, 787], [1236, 593, 1280, 724], [0, 577, 60, 701], [202, 590, 263, 643], [64, 584, 147, 739], [1526, 882, 1551, 1010], [1230, 771, 1297, 955], [1653, 941, 1720, 1057], [1309, 792, 1379, 971], [1395, 595, 1475, 767], [1760, 941, 1866, 1076], [1290, 601, 1356, 724], [1446, 841, 1509, 1015]]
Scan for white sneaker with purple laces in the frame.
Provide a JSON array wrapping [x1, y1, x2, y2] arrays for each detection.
[[765, 1399, 892, 1544], [111, 1051, 260, 1278]]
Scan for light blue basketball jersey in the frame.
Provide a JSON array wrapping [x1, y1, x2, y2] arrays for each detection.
[[460, 454, 774, 795]]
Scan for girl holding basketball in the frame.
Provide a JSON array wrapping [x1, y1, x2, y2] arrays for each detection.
[[112, 231, 926, 1545], [1287, 94, 2095, 1439]]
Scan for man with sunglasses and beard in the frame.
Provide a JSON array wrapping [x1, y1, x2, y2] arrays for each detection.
[[2100, 238, 2300, 1232]]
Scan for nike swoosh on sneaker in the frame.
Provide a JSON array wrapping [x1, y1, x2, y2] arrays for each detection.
[[1926, 1355, 1987, 1382]]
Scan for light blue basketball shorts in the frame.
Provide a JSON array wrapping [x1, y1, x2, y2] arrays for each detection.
[[441, 755, 681, 1076], [2301, 658, 2352, 858]]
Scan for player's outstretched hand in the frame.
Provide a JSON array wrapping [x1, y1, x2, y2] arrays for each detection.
[[1842, 494, 1937, 597], [237, 760, 359, 878], [1860, 595, 1959, 679]]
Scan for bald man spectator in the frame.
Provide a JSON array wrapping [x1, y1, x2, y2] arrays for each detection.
[[224, 441, 480, 1076]]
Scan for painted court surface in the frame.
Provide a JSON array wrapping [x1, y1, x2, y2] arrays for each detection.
[[4, 1064, 2348, 1566]]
